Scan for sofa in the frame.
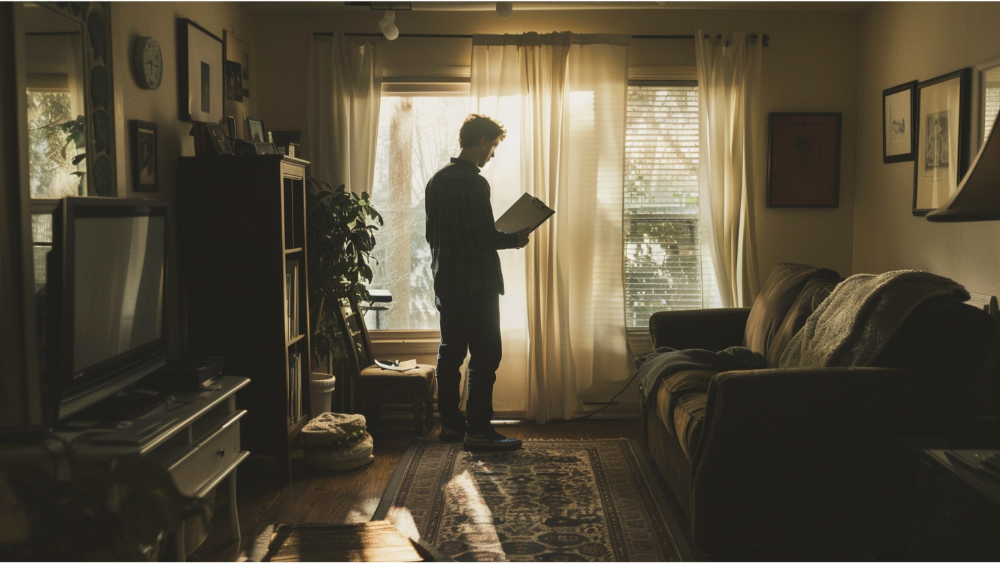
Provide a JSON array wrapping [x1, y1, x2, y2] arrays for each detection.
[[638, 263, 996, 557]]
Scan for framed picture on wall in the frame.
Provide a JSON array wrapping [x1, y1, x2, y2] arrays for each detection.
[[883, 80, 917, 163], [767, 112, 842, 208], [178, 18, 223, 122], [913, 67, 971, 216], [131, 120, 157, 192]]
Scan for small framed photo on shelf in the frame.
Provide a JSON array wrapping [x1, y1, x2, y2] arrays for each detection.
[[767, 112, 842, 208], [131, 120, 157, 191], [247, 117, 266, 143], [913, 67, 972, 216], [883, 80, 917, 163], [255, 142, 278, 155], [178, 18, 223, 122], [205, 122, 234, 155], [226, 115, 238, 138]]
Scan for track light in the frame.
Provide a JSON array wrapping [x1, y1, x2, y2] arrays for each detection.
[[379, 10, 399, 40], [496, 2, 512, 17]]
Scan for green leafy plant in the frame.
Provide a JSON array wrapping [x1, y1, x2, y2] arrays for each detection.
[[306, 178, 383, 366], [0, 440, 208, 561]]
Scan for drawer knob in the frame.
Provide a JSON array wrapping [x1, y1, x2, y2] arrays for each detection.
[[216, 449, 225, 457]]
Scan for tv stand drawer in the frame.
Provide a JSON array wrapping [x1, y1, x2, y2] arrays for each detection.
[[166, 411, 246, 497]]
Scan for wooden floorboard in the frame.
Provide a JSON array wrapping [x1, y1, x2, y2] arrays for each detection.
[[188, 417, 699, 562]]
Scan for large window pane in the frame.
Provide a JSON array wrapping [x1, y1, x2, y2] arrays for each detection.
[[370, 95, 470, 329], [624, 84, 720, 329]]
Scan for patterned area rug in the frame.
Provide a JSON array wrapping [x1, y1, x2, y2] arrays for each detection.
[[373, 439, 691, 562]]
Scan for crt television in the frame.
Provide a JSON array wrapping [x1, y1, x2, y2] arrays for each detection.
[[48, 197, 170, 421]]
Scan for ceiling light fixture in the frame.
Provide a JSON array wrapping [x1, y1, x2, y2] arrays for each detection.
[[496, 2, 513, 17], [379, 10, 399, 40]]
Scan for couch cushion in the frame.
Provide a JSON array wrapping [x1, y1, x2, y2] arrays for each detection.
[[655, 369, 716, 437], [673, 393, 708, 461], [744, 263, 840, 360], [767, 275, 843, 367]]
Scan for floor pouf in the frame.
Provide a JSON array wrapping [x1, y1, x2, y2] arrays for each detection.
[[301, 412, 374, 471]]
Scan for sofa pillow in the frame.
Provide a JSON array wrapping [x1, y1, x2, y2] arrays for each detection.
[[766, 274, 843, 367], [744, 263, 840, 360], [872, 295, 995, 386]]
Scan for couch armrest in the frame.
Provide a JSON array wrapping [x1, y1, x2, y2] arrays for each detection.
[[689, 367, 955, 554], [648, 308, 750, 351]]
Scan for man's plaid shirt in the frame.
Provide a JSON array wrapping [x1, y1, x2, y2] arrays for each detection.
[[425, 158, 519, 297]]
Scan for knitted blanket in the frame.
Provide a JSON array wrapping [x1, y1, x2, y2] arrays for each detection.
[[779, 270, 969, 369], [638, 346, 767, 408]]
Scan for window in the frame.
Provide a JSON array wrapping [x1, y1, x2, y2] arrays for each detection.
[[369, 92, 470, 330], [624, 83, 721, 329]]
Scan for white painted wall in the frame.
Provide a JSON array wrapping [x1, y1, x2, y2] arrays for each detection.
[[854, 2, 1000, 297]]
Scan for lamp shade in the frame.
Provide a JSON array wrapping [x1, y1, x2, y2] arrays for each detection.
[[927, 111, 1000, 222]]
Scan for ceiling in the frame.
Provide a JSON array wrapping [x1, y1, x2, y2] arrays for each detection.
[[245, 1, 873, 12]]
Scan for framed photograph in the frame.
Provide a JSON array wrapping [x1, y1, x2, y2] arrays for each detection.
[[178, 19, 223, 122], [226, 115, 238, 138], [255, 142, 277, 155], [224, 30, 251, 139], [767, 112, 842, 208], [247, 117, 266, 143], [883, 80, 917, 163], [913, 68, 971, 216], [204, 122, 234, 155], [131, 120, 157, 191], [225, 60, 243, 102]]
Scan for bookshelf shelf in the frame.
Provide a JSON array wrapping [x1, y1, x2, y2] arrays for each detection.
[[177, 155, 311, 486]]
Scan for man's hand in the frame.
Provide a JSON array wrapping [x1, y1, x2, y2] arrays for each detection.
[[515, 228, 531, 249]]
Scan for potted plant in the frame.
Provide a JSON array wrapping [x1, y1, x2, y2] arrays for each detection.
[[0, 440, 208, 561], [306, 178, 383, 414]]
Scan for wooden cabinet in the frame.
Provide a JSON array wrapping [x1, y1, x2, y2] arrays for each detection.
[[177, 155, 311, 486]]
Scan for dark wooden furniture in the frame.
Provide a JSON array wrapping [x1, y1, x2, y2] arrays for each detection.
[[912, 448, 1000, 561], [336, 296, 435, 435], [177, 155, 311, 486]]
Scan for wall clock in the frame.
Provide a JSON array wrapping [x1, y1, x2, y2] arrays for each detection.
[[132, 36, 162, 90]]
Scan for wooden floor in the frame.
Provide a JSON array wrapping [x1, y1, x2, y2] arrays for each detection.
[[189, 416, 700, 562]]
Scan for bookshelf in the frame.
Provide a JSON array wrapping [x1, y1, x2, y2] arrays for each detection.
[[177, 155, 310, 486]]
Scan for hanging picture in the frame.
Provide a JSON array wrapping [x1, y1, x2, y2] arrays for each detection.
[[224, 30, 252, 140], [767, 112, 842, 208], [131, 120, 157, 192], [913, 68, 971, 216], [883, 80, 917, 163], [178, 19, 223, 122]]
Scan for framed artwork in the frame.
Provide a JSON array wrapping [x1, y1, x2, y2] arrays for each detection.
[[204, 122, 234, 155], [883, 80, 917, 163], [255, 142, 277, 155], [131, 120, 157, 192], [178, 19, 223, 122], [247, 117, 266, 143], [913, 67, 971, 216], [224, 30, 251, 139], [767, 112, 842, 208]]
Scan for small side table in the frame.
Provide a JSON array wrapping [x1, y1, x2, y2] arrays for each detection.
[[911, 448, 1000, 561]]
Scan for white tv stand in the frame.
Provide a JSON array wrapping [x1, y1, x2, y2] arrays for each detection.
[[58, 375, 250, 560]]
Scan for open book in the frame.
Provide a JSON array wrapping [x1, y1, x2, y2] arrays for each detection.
[[495, 193, 554, 234]]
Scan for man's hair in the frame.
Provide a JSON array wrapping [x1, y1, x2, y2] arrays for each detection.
[[459, 114, 506, 149]]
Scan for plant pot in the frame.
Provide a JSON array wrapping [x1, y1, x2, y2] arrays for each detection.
[[309, 373, 337, 418]]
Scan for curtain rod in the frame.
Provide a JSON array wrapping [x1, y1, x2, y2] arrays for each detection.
[[317, 32, 769, 46]]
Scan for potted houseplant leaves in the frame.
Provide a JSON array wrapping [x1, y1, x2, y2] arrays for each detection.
[[0, 439, 208, 561], [306, 178, 383, 414]]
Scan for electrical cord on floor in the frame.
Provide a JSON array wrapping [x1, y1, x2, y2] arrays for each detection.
[[570, 370, 639, 421]]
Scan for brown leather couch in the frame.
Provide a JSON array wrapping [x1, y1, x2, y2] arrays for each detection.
[[639, 263, 996, 557]]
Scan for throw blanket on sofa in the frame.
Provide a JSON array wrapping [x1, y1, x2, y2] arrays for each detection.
[[638, 346, 767, 408], [779, 270, 969, 369]]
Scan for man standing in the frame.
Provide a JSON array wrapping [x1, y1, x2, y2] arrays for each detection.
[[425, 114, 529, 451]]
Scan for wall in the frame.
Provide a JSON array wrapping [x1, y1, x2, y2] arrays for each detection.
[[855, 2, 1000, 297], [111, 2, 255, 199], [249, 5, 862, 286]]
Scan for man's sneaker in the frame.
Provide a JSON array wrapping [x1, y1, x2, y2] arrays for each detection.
[[464, 428, 522, 451], [439, 422, 466, 442]]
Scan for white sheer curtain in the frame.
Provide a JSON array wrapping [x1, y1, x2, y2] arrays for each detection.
[[471, 33, 632, 422], [695, 31, 764, 307], [307, 33, 384, 194]]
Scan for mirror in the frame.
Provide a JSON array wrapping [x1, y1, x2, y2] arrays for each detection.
[[21, 2, 116, 199]]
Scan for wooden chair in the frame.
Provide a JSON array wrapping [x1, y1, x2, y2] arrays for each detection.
[[334, 296, 436, 435]]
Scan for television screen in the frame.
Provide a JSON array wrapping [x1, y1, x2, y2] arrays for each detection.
[[72, 215, 165, 373]]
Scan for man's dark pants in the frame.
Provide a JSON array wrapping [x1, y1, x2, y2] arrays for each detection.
[[435, 292, 501, 434]]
